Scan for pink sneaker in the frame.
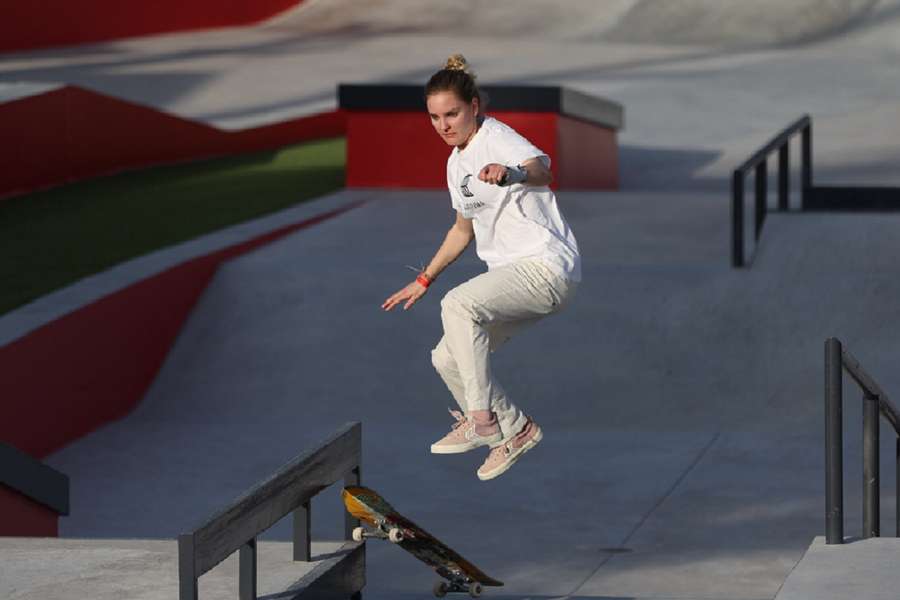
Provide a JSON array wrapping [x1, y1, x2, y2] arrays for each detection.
[[477, 417, 543, 481], [431, 409, 502, 454]]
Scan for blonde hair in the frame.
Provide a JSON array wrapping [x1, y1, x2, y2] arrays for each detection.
[[445, 54, 474, 77], [425, 54, 480, 104]]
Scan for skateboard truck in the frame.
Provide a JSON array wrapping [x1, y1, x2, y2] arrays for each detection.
[[351, 521, 405, 543], [434, 579, 483, 598]]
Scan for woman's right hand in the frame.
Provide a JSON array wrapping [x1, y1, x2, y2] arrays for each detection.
[[382, 280, 428, 311]]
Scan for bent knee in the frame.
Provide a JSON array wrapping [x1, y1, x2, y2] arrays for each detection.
[[431, 344, 455, 373], [440, 290, 477, 322]]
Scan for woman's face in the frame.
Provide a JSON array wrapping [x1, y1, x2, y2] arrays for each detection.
[[426, 90, 479, 148]]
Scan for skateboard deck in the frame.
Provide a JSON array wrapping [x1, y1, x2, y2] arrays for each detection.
[[342, 485, 503, 597]]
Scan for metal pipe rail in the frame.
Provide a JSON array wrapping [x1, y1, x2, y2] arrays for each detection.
[[825, 338, 900, 544], [178, 422, 363, 600], [732, 115, 812, 267], [0, 442, 70, 517]]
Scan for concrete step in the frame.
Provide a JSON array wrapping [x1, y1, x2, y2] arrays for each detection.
[[776, 536, 900, 600], [0, 537, 360, 600]]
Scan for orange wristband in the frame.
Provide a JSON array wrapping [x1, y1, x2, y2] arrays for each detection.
[[416, 274, 432, 288]]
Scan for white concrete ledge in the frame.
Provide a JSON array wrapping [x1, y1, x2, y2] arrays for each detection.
[[776, 536, 900, 600], [0, 537, 363, 600]]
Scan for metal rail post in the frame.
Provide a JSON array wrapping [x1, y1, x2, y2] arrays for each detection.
[[293, 501, 312, 561], [755, 161, 767, 240], [825, 338, 844, 544], [863, 393, 880, 538], [732, 171, 745, 267], [778, 144, 789, 211], [239, 538, 257, 600], [178, 534, 199, 600], [802, 123, 812, 209]]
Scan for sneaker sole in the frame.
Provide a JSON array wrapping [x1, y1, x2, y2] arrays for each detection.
[[431, 432, 503, 454], [477, 427, 543, 481]]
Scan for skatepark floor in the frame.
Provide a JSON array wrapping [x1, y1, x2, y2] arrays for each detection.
[[26, 188, 900, 600], [4, 1, 900, 597]]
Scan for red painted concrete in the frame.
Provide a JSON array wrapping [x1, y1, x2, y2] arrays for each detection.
[[0, 201, 363, 460], [345, 110, 619, 190], [0, 200, 364, 535], [1, 1, 304, 53], [0, 485, 58, 537], [0, 86, 346, 201], [557, 115, 619, 189], [346, 111, 561, 189]]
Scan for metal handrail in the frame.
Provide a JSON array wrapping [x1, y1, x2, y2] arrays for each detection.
[[732, 115, 812, 267], [0, 442, 69, 517], [824, 338, 900, 544], [178, 422, 363, 600]]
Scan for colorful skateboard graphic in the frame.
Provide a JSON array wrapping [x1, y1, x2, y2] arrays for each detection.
[[342, 485, 503, 597]]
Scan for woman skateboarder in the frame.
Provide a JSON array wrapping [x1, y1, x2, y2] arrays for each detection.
[[382, 55, 581, 480]]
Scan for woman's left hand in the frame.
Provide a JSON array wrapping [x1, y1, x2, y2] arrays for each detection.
[[478, 163, 508, 185], [382, 280, 428, 311]]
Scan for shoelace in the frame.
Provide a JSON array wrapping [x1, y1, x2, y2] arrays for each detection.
[[448, 408, 467, 430]]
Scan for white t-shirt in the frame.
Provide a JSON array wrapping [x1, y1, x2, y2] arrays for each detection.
[[446, 117, 581, 282]]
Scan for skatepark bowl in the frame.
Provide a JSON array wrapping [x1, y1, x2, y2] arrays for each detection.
[[6, 1, 900, 599]]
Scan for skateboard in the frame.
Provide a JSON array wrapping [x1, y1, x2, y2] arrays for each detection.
[[342, 485, 503, 598]]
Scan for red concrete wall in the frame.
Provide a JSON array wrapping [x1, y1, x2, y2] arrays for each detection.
[[346, 111, 560, 189], [345, 110, 620, 190], [0, 200, 363, 536], [0, 202, 363, 460], [0, 485, 58, 537], [0, 86, 346, 201], [1, 1, 304, 53]]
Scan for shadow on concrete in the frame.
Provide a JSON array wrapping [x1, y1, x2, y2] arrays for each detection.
[[618, 144, 723, 191]]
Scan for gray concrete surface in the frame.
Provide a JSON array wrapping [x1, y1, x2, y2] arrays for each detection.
[[775, 537, 900, 600], [0, 190, 362, 347], [1, 0, 899, 189], [0, 538, 356, 599], [33, 190, 900, 599], [4, 3, 900, 598]]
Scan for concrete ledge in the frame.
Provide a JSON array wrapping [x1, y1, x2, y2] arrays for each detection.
[[339, 84, 622, 189], [338, 84, 624, 130], [776, 536, 900, 600], [0, 537, 364, 600]]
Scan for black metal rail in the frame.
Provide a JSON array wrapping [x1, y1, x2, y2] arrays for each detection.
[[824, 338, 900, 544], [178, 422, 363, 600], [732, 115, 812, 267], [0, 442, 69, 517]]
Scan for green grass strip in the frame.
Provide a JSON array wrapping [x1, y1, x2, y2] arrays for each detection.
[[0, 138, 345, 316]]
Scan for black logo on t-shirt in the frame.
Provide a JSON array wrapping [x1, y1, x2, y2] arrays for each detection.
[[460, 174, 475, 198]]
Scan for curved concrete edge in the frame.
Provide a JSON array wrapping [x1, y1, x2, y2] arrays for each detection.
[[0, 190, 369, 460], [0, 0, 307, 53], [0, 189, 368, 348], [0, 83, 345, 200], [0, 81, 64, 103]]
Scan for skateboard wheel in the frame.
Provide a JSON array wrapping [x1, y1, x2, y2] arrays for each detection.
[[388, 528, 404, 543], [468, 582, 483, 598], [351, 527, 365, 543], [433, 581, 449, 597]]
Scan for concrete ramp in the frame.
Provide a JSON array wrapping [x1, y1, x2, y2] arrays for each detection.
[[39, 189, 900, 598], [606, 0, 880, 47], [270, 0, 882, 47]]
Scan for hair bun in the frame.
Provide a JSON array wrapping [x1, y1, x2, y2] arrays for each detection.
[[445, 54, 473, 76]]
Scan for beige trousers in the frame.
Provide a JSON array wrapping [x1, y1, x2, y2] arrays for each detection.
[[431, 258, 578, 442]]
